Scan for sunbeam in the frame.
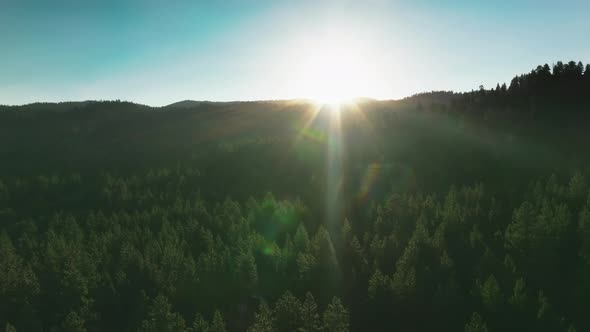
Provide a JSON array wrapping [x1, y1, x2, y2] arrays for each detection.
[[324, 103, 344, 228]]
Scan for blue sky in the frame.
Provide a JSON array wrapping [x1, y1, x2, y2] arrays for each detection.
[[1, 0, 588, 106]]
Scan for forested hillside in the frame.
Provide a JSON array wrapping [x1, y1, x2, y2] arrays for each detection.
[[0, 62, 589, 331]]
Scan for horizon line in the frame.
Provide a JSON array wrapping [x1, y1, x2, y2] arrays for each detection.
[[1, 92, 463, 108]]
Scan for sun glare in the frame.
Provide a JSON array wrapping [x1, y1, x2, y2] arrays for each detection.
[[289, 30, 385, 105], [302, 48, 364, 105]]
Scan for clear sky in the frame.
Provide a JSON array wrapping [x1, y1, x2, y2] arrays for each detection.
[[1, 0, 589, 106]]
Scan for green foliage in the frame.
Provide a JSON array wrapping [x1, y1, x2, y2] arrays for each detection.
[[210, 310, 227, 332], [248, 303, 274, 332], [274, 291, 302, 332], [480, 275, 502, 310], [0, 72, 589, 331], [294, 223, 311, 252], [509, 278, 527, 309], [61, 311, 86, 332], [323, 297, 349, 332], [140, 295, 186, 332], [368, 269, 390, 299], [464, 312, 488, 332], [537, 291, 550, 320], [4, 323, 16, 332], [235, 250, 258, 292], [189, 313, 209, 332], [300, 293, 323, 332]]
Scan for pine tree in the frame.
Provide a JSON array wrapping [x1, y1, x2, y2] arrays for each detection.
[[235, 250, 258, 292], [368, 269, 391, 299], [299, 292, 323, 332], [274, 291, 302, 332], [464, 312, 488, 332], [294, 223, 311, 252], [481, 275, 502, 310], [509, 76, 520, 92], [323, 297, 349, 332], [140, 295, 186, 332], [509, 278, 527, 309], [553, 61, 565, 76], [505, 201, 535, 259], [62, 311, 86, 332], [537, 290, 550, 320], [0, 232, 39, 324], [248, 303, 275, 332], [210, 310, 227, 332], [500, 83, 507, 93], [189, 313, 209, 332]]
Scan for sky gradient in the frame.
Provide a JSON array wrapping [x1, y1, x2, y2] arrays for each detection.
[[1, 0, 589, 106]]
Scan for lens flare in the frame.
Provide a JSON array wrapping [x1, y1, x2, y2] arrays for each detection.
[[358, 162, 382, 203]]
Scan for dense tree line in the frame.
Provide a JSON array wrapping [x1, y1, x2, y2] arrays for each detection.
[[405, 60, 590, 112], [0, 62, 589, 331]]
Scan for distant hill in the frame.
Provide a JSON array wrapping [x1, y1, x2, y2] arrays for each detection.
[[1, 101, 93, 112], [163, 99, 319, 110], [0, 100, 152, 112], [1, 60, 588, 114], [164, 100, 203, 109]]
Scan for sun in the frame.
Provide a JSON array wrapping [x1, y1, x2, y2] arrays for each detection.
[[313, 95, 349, 106], [300, 48, 363, 105], [288, 30, 384, 105]]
